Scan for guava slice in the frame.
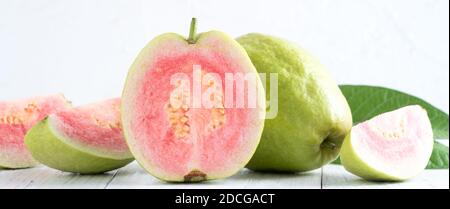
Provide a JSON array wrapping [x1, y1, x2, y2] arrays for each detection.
[[0, 94, 71, 168], [122, 19, 265, 182], [340, 105, 434, 181], [25, 98, 134, 174]]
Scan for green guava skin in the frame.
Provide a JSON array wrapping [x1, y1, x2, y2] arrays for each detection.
[[25, 118, 134, 174], [237, 33, 352, 172]]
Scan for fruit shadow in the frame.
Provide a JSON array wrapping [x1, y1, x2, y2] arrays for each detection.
[[0, 167, 27, 171]]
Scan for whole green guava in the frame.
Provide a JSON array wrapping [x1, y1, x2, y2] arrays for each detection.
[[237, 33, 352, 172]]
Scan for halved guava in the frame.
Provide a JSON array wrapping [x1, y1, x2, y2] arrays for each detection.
[[122, 19, 265, 182], [340, 105, 434, 181], [0, 94, 71, 168], [25, 98, 134, 174]]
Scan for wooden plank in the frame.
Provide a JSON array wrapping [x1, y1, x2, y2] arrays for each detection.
[[322, 164, 449, 189], [0, 140, 447, 189], [1, 163, 447, 189], [0, 166, 46, 189], [0, 165, 116, 189], [105, 162, 322, 189], [24, 168, 116, 189]]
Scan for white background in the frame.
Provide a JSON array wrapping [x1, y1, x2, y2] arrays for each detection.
[[0, 0, 448, 112]]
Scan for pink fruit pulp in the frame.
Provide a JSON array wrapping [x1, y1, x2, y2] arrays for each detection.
[[50, 98, 131, 159], [122, 34, 264, 181], [350, 105, 433, 175], [0, 94, 70, 168]]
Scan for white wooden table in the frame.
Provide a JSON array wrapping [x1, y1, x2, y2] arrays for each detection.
[[1, 141, 448, 189]]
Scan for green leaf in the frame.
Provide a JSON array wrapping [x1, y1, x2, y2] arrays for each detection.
[[426, 142, 449, 169], [332, 157, 340, 165], [339, 85, 449, 139]]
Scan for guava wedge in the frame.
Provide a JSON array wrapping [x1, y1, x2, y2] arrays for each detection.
[[122, 19, 265, 182], [25, 98, 134, 174], [237, 33, 352, 172], [0, 94, 71, 169], [340, 105, 434, 181]]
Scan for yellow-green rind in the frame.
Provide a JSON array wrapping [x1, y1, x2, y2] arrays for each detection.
[[25, 118, 134, 174], [340, 133, 405, 181], [237, 33, 352, 172]]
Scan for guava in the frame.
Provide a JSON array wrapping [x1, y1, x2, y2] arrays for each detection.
[[340, 105, 434, 181], [25, 98, 134, 174], [237, 33, 353, 172], [121, 18, 266, 182], [0, 94, 71, 169]]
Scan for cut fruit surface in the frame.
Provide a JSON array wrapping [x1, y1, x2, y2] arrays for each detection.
[[50, 98, 131, 159], [122, 19, 265, 182], [0, 94, 70, 168], [25, 98, 133, 174], [340, 105, 434, 181]]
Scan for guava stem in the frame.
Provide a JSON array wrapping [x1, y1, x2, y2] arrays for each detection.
[[187, 17, 197, 44]]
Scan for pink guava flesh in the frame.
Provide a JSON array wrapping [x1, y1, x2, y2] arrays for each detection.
[[122, 35, 264, 181], [49, 98, 131, 159], [349, 105, 433, 177], [0, 94, 70, 168]]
